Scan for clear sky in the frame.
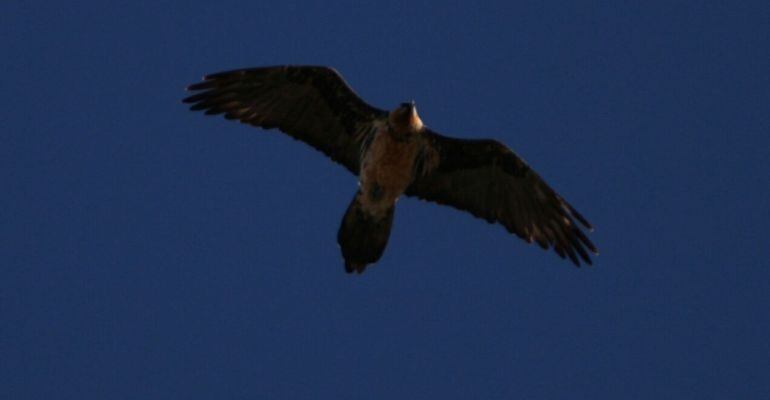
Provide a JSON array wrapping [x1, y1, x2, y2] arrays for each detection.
[[3, 2, 769, 399]]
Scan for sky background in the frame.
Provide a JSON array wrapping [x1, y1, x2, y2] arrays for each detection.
[[2, 1, 769, 399]]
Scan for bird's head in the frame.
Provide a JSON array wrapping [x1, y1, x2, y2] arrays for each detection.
[[389, 100, 423, 133]]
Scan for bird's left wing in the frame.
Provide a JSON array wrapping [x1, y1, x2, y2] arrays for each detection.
[[183, 66, 387, 174], [406, 129, 598, 266]]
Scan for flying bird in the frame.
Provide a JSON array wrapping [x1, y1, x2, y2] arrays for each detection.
[[183, 66, 598, 273]]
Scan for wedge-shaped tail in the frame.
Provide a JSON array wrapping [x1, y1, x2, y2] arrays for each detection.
[[337, 192, 395, 273]]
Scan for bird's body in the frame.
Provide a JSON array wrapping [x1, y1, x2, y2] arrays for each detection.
[[184, 65, 598, 273], [359, 107, 423, 216]]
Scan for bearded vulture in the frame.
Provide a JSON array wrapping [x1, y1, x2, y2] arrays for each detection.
[[183, 66, 598, 273]]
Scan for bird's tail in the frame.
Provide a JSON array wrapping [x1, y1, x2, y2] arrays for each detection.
[[337, 191, 395, 274]]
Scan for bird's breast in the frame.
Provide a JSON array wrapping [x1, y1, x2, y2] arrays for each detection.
[[359, 127, 420, 209]]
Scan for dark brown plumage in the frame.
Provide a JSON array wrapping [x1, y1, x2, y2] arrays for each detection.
[[184, 65, 598, 272], [407, 132, 597, 265], [184, 66, 385, 173]]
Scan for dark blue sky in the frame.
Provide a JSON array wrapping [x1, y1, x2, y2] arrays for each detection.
[[3, 2, 769, 399]]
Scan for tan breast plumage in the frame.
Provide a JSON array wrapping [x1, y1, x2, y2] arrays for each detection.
[[359, 125, 421, 208]]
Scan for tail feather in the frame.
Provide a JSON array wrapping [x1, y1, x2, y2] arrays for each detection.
[[337, 192, 395, 273]]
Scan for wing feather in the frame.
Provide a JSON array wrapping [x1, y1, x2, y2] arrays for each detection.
[[183, 66, 387, 174], [407, 129, 598, 267]]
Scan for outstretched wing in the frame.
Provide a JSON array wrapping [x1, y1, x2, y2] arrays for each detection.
[[407, 129, 598, 266], [183, 66, 387, 174]]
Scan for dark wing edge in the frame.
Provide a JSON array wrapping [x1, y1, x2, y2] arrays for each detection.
[[406, 129, 598, 267], [183, 65, 387, 174]]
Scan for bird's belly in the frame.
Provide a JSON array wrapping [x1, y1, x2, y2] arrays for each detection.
[[359, 130, 418, 214]]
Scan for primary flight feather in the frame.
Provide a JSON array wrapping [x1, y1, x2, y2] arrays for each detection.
[[183, 65, 598, 273]]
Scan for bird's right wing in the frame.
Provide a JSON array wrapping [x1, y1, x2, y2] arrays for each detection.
[[183, 66, 387, 174]]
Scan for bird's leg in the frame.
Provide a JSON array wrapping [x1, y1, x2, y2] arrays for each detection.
[[369, 183, 383, 202]]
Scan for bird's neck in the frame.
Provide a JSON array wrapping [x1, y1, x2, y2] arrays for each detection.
[[388, 114, 424, 138]]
